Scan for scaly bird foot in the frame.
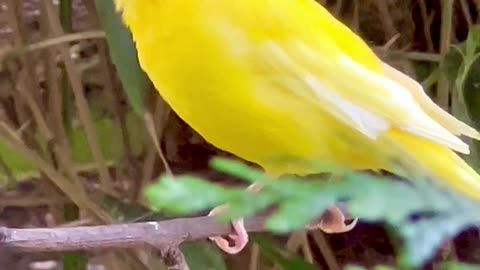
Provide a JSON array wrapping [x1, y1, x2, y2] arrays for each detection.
[[306, 205, 358, 233], [208, 205, 249, 254], [208, 183, 261, 254]]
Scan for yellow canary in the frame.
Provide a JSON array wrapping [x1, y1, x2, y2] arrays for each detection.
[[116, 0, 480, 253]]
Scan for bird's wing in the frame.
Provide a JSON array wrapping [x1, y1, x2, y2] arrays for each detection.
[[382, 62, 480, 139], [252, 40, 473, 154]]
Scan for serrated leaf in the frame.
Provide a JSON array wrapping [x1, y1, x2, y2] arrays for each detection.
[[145, 173, 274, 221], [265, 181, 338, 232], [346, 179, 424, 223], [209, 157, 268, 183], [146, 158, 480, 269], [219, 190, 273, 221], [94, 0, 148, 115], [145, 175, 242, 214], [398, 216, 474, 268]]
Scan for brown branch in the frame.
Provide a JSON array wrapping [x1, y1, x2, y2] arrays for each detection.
[[0, 207, 351, 269], [0, 206, 351, 270], [0, 214, 267, 270], [0, 204, 353, 253], [0, 215, 267, 253]]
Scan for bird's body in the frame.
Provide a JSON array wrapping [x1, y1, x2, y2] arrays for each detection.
[[117, 0, 480, 203]]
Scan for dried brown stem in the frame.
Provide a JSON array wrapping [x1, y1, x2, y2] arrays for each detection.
[[41, 0, 114, 192], [0, 215, 267, 252]]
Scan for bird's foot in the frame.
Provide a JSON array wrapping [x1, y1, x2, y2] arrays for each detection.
[[208, 183, 261, 254], [306, 205, 357, 233], [208, 205, 249, 254]]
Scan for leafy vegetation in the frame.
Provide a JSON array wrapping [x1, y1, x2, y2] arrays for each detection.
[[146, 158, 480, 268], [1, 0, 480, 269]]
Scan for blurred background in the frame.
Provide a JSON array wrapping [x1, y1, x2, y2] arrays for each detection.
[[1, 0, 480, 269]]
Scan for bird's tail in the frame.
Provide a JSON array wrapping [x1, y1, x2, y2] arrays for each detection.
[[385, 129, 480, 201], [378, 62, 480, 200]]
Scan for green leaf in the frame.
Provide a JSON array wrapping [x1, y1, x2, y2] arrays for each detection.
[[441, 262, 480, 270], [465, 25, 480, 62], [441, 44, 465, 89], [441, 25, 480, 125], [145, 175, 237, 214], [209, 157, 268, 184], [180, 241, 227, 270], [399, 216, 470, 267], [265, 180, 339, 232], [94, 0, 148, 116], [373, 266, 396, 270], [440, 25, 480, 164], [344, 177, 424, 223], [344, 266, 366, 270], [0, 110, 147, 183], [253, 235, 319, 270], [462, 53, 480, 129], [59, 0, 73, 33], [145, 174, 273, 220], [63, 252, 87, 270]]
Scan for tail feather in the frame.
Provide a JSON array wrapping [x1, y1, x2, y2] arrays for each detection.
[[382, 62, 480, 140], [386, 129, 480, 200]]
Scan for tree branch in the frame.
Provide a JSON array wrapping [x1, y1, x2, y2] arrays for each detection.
[[0, 215, 267, 252], [0, 206, 352, 270], [0, 203, 354, 254]]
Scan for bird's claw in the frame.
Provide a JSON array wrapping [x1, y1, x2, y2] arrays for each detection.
[[306, 205, 358, 233], [208, 206, 249, 254]]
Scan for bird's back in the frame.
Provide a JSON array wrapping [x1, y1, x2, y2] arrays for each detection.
[[118, 0, 480, 199], [118, 0, 390, 173]]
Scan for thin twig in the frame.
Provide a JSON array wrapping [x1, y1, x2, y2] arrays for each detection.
[[157, 247, 190, 270], [0, 31, 105, 61], [42, 0, 114, 191], [0, 126, 112, 222], [418, 0, 435, 52], [300, 231, 314, 263], [311, 231, 341, 270], [437, 0, 454, 110], [459, 0, 473, 26], [249, 243, 260, 270]]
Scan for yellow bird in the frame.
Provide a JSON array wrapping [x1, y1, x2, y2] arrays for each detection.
[[116, 0, 480, 254]]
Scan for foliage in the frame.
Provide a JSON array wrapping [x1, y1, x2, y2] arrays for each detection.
[[253, 235, 320, 270], [441, 25, 480, 164], [94, 0, 149, 116], [181, 242, 228, 270], [146, 158, 480, 269], [2, 0, 480, 269]]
